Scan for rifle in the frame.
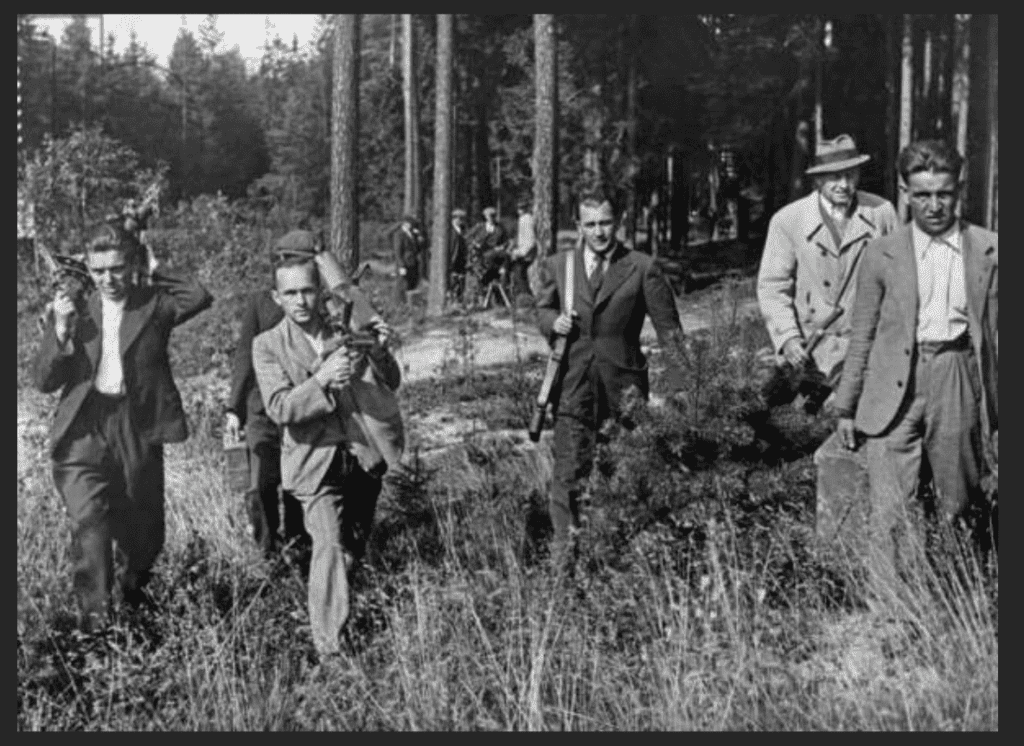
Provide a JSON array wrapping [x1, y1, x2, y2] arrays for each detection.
[[761, 304, 845, 413], [529, 249, 575, 442]]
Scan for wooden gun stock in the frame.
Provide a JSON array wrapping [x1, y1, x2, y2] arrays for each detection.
[[528, 250, 575, 442], [529, 333, 568, 442]]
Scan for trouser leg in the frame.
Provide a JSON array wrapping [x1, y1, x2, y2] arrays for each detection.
[[51, 399, 122, 622], [864, 388, 925, 607], [297, 450, 381, 656], [247, 439, 280, 554], [921, 348, 983, 525], [550, 413, 596, 555]]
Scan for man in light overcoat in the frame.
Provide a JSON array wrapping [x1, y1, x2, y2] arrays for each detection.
[[757, 134, 899, 385]]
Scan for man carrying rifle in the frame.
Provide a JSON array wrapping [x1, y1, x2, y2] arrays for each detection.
[[535, 186, 684, 561], [252, 246, 401, 661], [757, 135, 898, 407]]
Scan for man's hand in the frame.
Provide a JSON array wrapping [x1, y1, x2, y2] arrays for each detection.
[[781, 336, 811, 367], [224, 412, 242, 444], [837, 417, 858, 450], [369, 318, 394, 350], [314, 345, 353, 390], [52, 292, 78, 345], [552, 310, 578, 336]]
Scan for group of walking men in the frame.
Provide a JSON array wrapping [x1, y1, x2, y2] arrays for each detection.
[[33, 132, 995, 659]]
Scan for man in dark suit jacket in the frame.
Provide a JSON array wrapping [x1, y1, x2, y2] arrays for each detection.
[[833, 140, 998, 605], [393, 215, 422, 292], [33, 224, 212, 628], [448, 209, 469, 303], [224, 231, 314, 558], [535, 187, 684, 556]]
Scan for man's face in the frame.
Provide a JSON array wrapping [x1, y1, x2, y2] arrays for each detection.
[[272, 263, 322, 327], [903, 170, 960, 237], [816, 167, 861, 209], [484, 211, 496, 226], [87, 248, 132, 302], [578, 201, 617, 255]]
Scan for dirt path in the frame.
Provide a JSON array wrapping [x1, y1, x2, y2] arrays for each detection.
[[393, 298, 761, 384]]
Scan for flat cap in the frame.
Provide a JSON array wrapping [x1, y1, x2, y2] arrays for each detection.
[[273, 229, 318, 258]]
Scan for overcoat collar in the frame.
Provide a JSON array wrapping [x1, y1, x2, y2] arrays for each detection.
[[800, 191, 877, 256]]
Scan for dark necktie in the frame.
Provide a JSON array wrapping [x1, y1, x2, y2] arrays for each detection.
[[590, 254, 605, 291]]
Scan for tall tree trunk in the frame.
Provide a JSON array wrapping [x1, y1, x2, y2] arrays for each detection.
[[883, 14, 900, 204], [814, 18, 825, 148], [427, 14, 453, 317], [897, 14, 914, 221], [921, 17, 933, 138], [402, 15, 422, 225], [951, 14, 971, 160], [533, 14, 558, 260], [389, 14, 397, 72], [331, 14, 360, 272], [625, 15, 638, 249], [984, 15, 997, 230]]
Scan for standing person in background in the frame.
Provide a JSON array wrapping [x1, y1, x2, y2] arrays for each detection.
[[509, 197, 537, 301], [448, 208, 469, 304], [33, 222, 213, 630], [393, 215, 422, 295], [833, 139, 998, 610], [757, 134, 899, 401], [224, 231, 315, 560], [412, 218, 429, 285]]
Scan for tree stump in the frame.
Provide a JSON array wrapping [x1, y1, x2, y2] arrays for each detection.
[[813, 431, 870, 554]]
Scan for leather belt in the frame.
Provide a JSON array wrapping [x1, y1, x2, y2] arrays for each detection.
[[917, 333, 971, 355]]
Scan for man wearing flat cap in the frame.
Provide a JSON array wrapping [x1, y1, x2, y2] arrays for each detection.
[[225, 230, 316, 559], [757, 134, 899, 395]]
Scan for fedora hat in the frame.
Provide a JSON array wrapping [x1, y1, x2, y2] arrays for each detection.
[[805, 134, 871, 175]]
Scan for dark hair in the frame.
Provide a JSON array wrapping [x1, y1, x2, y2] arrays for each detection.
[[85, 223, 143, 265], [272, 254, 320, 287], [898, 140, 964, 183], [576, 184, 619, 218]]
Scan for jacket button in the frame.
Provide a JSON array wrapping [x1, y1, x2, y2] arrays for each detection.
[[821, 250, 828, 257], [896, 381, 903, 387], [905, 348, 911, 355], [823, 280, 831, 287]]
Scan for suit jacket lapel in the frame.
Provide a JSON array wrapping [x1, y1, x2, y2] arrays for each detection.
[[961, 223, 996, 331], [571, 245, 593, 314], [282, 316, 323, 377], [593, 244, 636, 311], [119, 287, 158, 360], [884, 225, 919, 324], [83, 292, 103, 370]]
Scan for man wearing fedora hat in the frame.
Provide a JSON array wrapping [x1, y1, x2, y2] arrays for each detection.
[[758, 134, 899, 394]]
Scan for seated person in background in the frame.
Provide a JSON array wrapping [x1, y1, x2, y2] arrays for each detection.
[[468, 206, 511, 290]]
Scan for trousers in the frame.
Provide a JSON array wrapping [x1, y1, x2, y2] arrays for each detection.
[[864, 342, 984, 601], [297, 447, 381, 656], [245, 415, 305, 555], [51, 391, 165, 621]]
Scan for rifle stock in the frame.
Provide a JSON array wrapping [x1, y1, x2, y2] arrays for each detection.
[[528, 249, 575, 442]]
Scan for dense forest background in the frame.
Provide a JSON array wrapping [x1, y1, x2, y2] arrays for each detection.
[[17, 14, 998, 246]]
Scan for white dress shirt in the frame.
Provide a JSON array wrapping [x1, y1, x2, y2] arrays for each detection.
[[94, 295, 126, 395], [913, 223, 968, 343], [584, 247, 608, 281]]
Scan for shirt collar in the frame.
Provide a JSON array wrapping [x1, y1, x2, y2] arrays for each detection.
[[913, 222, 961, 258], [100, 294, 127, 311], [818, 192, 856, 224]]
